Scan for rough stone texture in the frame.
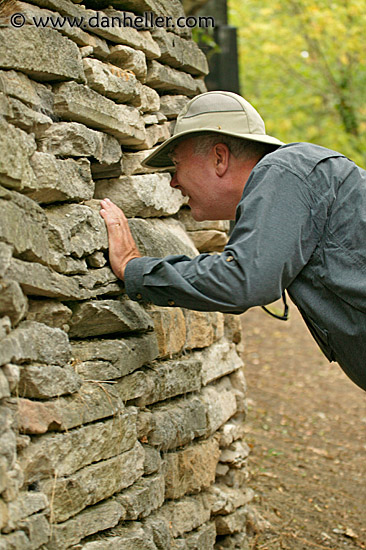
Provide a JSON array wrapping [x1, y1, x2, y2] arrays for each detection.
[[159, 95, 189, 119], [5, 492, 48, 533], [0, 27, 85, 83], [0, 118, 36, 192], [158, 493, 211, 538], [201, 378, 238, 436], [77, 523, 158, 550], [83, 58, 140, 104], [208, 486, 254, 516], [19, 409, 137, 484], [147, 305, 186, 358], [108, 45, 148, 81], [164, 437, 220, 499], [0, 321, 71, 368], [0, 70, 54, 114], [18, 364, 82, 399], [194, 338, 244, 386], [0, 280, 28, 327], [129, 218, 198, 257], [188, 230, 229, 253], [152, 29, 209, 75], [47, 500, 124, 550], [39, 441, 145, 522], [146, 61, 207, 96], [136, 83, 161, 113], [53, 81, 146, 145], [71, 332, 159, 378], [26, 153, 94, 204], [26, 300, 72, 331], [94, 173, 186, 218], [5, 96, 53, 138], [38, 122, 122, 164], [115, 473, 165, 520], [172, 522, 216, 550], [142, 445, 161, 475], [4, 257, 123, 300], [133, 120, 172, 150], [68, 296, 153, 337], [122, 150, 167, 175], [176, 209, 231, 232], [0, 185, 49, 264], [139, 395, 207, 450], [134, 357, 202, 407], [215, 505, 248, 536], [183, 311, 224, 351]]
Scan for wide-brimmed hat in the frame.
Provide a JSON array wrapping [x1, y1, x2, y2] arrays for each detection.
[[142, 91, 284, 168]]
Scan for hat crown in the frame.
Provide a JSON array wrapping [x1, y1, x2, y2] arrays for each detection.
[[174, 91, 266, 136]]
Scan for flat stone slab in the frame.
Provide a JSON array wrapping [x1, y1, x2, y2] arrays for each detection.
[[0, 26, 85, 82], [146, 60, 207, 96]]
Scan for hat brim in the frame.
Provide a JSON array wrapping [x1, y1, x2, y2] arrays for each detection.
[[142, 128, 284, 169]]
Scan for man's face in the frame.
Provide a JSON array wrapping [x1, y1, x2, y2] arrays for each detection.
[[169, 138, 224, 221]]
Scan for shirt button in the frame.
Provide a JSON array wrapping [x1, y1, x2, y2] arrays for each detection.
[[226, 255, 234, 262], [167, 299, 175, 306], [136, 293, 142, 299]]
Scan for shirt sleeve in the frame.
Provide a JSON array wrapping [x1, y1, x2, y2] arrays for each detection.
[[124, 163, 328, 313]]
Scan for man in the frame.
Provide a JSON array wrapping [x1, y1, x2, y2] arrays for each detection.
[[100, 91, 366, 391]]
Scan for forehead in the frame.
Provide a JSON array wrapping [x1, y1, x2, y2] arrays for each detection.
[[170, 138, 195, 160]]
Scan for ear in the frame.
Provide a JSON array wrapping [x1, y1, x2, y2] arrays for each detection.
[[213, 143, 230, 176]]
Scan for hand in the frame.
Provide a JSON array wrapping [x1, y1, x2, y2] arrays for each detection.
[[99, 198, 141, 281]]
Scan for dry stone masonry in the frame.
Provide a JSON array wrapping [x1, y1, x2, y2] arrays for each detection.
[[0, 1, 252, 548]]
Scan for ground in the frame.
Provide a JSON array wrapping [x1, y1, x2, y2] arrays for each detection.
[[240, 303, 366, 550]]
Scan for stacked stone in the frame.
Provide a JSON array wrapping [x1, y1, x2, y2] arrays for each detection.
[[0, 0, 252, 548]]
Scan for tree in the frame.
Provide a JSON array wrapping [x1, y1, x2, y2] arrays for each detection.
[[229, 0, 366, 167]]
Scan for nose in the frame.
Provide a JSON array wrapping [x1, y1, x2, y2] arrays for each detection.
[[170, 172, 178, 188]]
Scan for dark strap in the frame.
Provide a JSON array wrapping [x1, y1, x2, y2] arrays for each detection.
[[261, 291, 289, 321]]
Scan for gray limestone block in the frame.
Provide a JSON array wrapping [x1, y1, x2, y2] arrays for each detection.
[[142, 445, 161, 475], [5, 97, 53, 137], [0, 185, 49, 264], [0, 26, 85, 83], [0, 530, 30, 550], [188, 230, 229, 253], [176, 208, 230, 233], [208, 485, 254, 516], [47, 499, 125, 550], [5, 257, 123, 300], [18, 512, 50, 549], [136, 83, 160, 113], [128, 218, 198, 258], [142, 513, 171, 550], [0, 70, 53, 114], [77, 524, 158, 550], [0, 321, 71, 368], [0, 280, 28, 327], [141, 395, 207, 451], [215, 505, 248, 536], [200, 377, 238, 437], [20, 409, 137, 483], [5, 492, 48, 533], [194, 339, 244, 386], [0, 370, 10, 400], [133, 356, 202, 407], [152, 29, 209, 76], [39, 441, 145, 522], [2, 364, 20, 393], [132, 121, 172, 151], [108, 45, 147, 81], [159, 95, 189, 119], [157, 493, 211, 538], [26, 300, 73, 331], [172, 522, 216, 550], [146, 61, 207, 96], [94, 173, 186, 218], [220, 440, 250, 468], [18, 364, 82, 399], [46, 202, 108, 259], [71, 332, 159, 378], [68, 296, 153, 338], [27, 153, 94, 204], [115, 472, 165, 520], [53, 81, 146, 145], [122, 151, 167, 176], [83, 58, 140, 104], [0, 243, 13, 278], [37, 122, 122, 165], [0, 118, 36, 192]]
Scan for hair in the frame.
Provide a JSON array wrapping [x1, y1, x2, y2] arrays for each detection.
[[191, 133, 277, 162]]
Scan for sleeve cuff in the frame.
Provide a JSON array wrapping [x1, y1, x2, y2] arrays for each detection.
[[124, 257, 148, 302]]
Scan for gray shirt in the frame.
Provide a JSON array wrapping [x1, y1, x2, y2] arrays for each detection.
[[125, 143, 366, 391]]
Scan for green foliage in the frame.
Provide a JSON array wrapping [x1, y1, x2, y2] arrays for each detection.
[[229, 0, 366, 166]]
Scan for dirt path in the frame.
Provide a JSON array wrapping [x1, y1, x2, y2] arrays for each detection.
[[240, 303, 366, 550]]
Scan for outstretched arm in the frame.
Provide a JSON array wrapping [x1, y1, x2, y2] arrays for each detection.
[[99, 198, 141, 280]]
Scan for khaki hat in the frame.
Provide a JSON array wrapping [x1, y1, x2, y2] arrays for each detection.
[[142, 91, 284, 168]]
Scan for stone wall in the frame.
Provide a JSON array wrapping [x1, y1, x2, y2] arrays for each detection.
[[0, 1, 252, 548]]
